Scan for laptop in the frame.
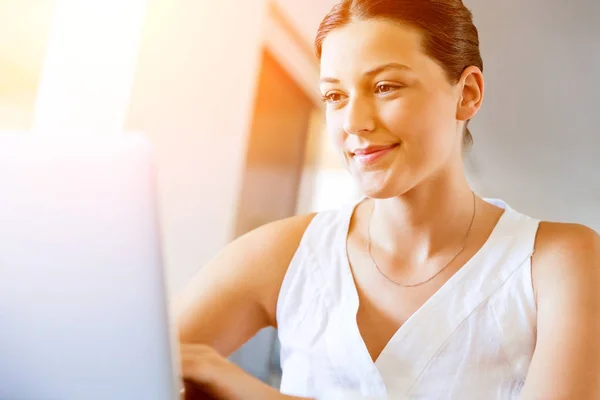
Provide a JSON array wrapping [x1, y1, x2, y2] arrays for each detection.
[[0, 133, 181, 399]]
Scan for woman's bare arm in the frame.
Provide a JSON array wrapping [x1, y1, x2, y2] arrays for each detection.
[[521, 222, 600, 399], [174, 213, 316, 356]]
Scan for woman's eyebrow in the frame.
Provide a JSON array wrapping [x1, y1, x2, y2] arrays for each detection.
[[320, 62, 413, 84]]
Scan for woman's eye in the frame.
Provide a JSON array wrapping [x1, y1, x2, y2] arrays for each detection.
[[375, 84, 398, 94], [323, 92, 343, 103]]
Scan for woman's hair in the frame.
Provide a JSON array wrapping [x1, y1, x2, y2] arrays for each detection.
[[315, 0, 483, 149]]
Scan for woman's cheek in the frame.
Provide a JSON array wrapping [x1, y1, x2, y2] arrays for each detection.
[[326, 116, 347, 152]]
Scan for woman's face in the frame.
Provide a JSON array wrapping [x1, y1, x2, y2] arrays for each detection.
[[319, 18, 479, 199]]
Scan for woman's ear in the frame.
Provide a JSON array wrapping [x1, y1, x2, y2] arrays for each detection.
[[456, 66, 484, 122]]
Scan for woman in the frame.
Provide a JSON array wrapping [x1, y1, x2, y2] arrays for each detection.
[[177, 0, 600, 398]]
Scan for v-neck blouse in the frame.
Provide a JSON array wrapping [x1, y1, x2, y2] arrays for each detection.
[[276, 199, 539, 399]]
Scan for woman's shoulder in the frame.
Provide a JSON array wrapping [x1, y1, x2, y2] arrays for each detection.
[[534, 221, 599, 268], [531, 221, 599, 302], [239, 204, 352, 270], [252, 203, 353, 245], [234, 208, 354, 326], [230, 203, 351, 272], [230, 212, 319, 274]]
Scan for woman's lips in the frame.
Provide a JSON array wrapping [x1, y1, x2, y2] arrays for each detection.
[[352, 144, 398, 165]]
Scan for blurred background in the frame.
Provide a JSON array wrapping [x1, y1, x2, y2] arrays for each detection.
[[1, 0, 598, 388]]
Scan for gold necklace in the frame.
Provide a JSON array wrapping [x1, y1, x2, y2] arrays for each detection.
[[366, 192, 476, 288]]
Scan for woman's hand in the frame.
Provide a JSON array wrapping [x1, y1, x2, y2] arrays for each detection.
[[180, 343, 289, 400]]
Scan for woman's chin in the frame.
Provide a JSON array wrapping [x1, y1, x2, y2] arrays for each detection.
[[353, 166, 416, 199], [357, 178, 405, 199]]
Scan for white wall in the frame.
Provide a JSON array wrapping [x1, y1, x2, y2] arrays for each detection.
[[464, 0, 600, 230], [0, 0, 55, 130], [126, 0, 268, 294], [34, 0, 146, 134], [274, 0, 335, 44]]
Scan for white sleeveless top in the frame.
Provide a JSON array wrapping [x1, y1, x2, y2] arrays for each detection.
[[276, 199, 540, 400]]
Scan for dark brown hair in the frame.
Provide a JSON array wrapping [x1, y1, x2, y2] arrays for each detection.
[[314, 0, 483, 149]]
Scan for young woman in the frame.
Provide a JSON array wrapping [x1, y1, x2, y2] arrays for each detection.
[[176, 0, 600, 398]]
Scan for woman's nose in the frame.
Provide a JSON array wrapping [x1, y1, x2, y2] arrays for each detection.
[[343, 97, 375, 136]]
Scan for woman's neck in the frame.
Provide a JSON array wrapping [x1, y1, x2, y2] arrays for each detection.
[[368, 166, 478, 262]]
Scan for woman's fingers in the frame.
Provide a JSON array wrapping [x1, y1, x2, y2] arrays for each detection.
[[180, 344, 217, 383]]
